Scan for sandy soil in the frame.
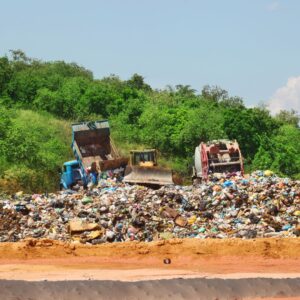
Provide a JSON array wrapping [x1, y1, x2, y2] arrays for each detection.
[[0, 238, 300, 299], [0, 238, 300, 280]]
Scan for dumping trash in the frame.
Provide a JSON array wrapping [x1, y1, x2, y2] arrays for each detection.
[[0, 171, 299, 243]]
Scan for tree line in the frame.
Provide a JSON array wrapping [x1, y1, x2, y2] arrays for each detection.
[[0, 50, 299, 192]]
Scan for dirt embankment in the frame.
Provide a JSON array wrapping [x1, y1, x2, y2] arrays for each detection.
[[1, 237, 300, 260], [0, 238, 299, 275], [1, 238, 300, 298]]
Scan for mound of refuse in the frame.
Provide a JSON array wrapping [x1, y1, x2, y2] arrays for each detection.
[[0, 171, 300, 243]]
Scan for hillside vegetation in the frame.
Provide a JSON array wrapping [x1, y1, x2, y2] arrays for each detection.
[[0, 50, 299, 192], [0, 109, 72, 193]]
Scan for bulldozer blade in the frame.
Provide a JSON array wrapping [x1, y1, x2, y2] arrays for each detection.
[[99, 157, 129, 171], [123, 166, 174, 186]]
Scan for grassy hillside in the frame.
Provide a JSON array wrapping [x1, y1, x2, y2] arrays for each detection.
[[0, 109, 72, 193]]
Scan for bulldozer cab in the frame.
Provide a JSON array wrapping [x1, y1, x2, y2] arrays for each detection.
[[130, 149, 157, 167], [124, 149, 174, 186]]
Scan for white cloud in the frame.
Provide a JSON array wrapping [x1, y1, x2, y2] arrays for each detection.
[[267, 1, 280, 11], [268, 76, 300, 115]]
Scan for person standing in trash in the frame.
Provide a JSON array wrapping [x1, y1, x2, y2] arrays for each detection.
[[88, 162, 99, 185], [115, 172, 123, 183]]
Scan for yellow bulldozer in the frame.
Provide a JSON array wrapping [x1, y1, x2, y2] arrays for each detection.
[[123, 149, 174, 186]]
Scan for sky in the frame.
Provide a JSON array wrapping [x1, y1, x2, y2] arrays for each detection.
[[0, 0, 300, 113]]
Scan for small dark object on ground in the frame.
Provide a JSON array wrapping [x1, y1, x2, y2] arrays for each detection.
[[164, 258, 171, 264]]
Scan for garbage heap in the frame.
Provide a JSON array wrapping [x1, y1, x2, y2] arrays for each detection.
[[0, 171, 300, 243]]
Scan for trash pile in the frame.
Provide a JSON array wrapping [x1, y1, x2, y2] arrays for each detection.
[[0, 171, 300, 243], [99, 168, 125, 181]]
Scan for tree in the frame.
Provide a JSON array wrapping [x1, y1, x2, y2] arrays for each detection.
[[7, 67, 44, 105], [9, 49, 31, 62], [78, 81, 123, 118], [201, 85, 245, 108], [126, 73, 151, 91], [219, 96, 244, 109], [201, 85, 228, 102], [55, 77, 90, 118], [175, 85, 196, 97], [33, 88, 59, 113], [223, 107, 279, 160], [275, 109, 300, 128], [253, 125, 300, 178], [0, 56, 13, 96], [0, 107, 12, 140], [271, 125, 300, 177]]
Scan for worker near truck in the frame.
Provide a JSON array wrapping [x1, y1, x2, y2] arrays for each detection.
[[86, 162, 99, 186]]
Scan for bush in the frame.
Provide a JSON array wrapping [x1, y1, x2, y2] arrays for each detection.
[[0, 109, 72, 193]]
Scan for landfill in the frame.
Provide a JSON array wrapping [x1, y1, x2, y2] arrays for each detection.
[[0, 171, 300, 243]]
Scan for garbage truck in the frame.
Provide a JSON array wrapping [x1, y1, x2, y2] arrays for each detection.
[[192, 139, 244, 182], [123, 149, 174, 186], [60, 120, 128, 189]]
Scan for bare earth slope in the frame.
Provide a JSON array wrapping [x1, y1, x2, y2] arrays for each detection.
[[0, 238, 300, 299], [0, 238, 300, 279]]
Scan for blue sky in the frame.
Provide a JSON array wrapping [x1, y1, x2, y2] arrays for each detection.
[[1, 0, 300, 111]]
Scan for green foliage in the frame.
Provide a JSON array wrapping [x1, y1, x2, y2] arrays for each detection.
[[1, 166, 41, 193], [201, 85, 244, 108], [253, 125, 300, 178], [0, 109, 72, 192], [223, 107, 279, 159], [4, 50, 92, 111], [0, 50, 299, 192], [275, 109, 300, 128], [126, 73, 152, 91], [136, 100, 224, 157], [0, 56, 13, 96], [0, 107, 12, 139]]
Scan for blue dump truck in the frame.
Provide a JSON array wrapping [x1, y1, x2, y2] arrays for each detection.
[[60, 120, 128, 189]]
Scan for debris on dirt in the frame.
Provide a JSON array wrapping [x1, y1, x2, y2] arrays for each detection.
[[0, 171, 299, 243]]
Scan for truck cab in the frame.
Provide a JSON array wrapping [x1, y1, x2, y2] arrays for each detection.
[[60, 160, 82, 189]]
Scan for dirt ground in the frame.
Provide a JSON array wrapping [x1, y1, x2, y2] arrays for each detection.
[[0, 238, 300, 299], [0, 238, 299, 280]]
